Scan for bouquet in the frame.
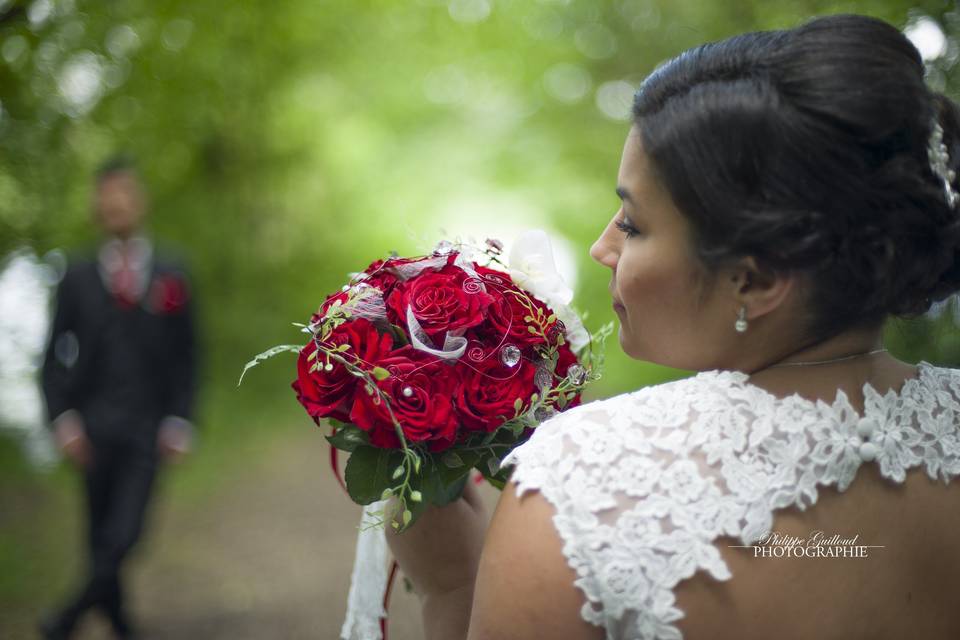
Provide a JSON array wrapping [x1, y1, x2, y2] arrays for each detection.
[[241, 231, 611, 639], [242, 231, 611, 531]]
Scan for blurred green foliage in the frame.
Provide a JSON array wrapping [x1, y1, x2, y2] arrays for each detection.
[[1, 1, 959, 633], [1, 0, 959, 441]]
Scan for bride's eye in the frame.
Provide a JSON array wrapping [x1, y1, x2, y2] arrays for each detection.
[[615, 218, 641, 238]]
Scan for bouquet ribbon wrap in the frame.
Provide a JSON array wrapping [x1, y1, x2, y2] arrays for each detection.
[[340, 500, 393, 640]]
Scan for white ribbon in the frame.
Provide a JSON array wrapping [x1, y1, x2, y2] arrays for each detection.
[[407, 306, 468, 361], [340, 501, 391, 640], [453, 251, 485, 286], [389, 256, 448, 281]]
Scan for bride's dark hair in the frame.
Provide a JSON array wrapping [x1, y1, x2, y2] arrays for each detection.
[[634, 13, 960, 341]]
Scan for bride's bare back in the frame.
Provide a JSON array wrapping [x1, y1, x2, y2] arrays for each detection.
[[675, 361, 960, 640]]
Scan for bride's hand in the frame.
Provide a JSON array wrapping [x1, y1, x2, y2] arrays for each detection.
[[385, 477, 487, 599]]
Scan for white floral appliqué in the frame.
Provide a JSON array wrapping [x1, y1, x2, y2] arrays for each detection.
[[502, 362, 960, 640]]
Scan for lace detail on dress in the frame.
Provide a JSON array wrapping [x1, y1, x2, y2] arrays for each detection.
[[501, 361, 960, 640]]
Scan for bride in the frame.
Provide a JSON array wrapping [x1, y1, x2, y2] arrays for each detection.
[[386, 14, 960, 640]]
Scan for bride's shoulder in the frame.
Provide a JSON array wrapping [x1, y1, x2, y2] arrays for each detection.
[[918, 360, 960, 388], [504, 369, 753, 478]]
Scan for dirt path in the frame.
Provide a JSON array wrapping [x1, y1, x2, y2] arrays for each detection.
[[48, 428, 441, 640]]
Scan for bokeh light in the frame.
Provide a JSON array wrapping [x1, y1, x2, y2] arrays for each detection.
[[905, 14, 948, 60]]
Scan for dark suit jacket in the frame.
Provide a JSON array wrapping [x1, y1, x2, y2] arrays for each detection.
[[41, 248, 198, 444]]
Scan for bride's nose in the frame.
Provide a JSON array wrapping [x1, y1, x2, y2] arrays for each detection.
[[589, 217, 620, 269]]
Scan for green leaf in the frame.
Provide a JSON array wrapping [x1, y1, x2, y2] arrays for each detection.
[[237, 344, 302, 386], [484, 473, 508, 491], [481, 428, 500, 446], [431, 473, 469, 505], [388, 324, 410, 346], [409, 454, 475, 510], [344, 446, 404, 505], [372, 366, 391, 381], [479, 453, 513, 491], [439, 450, 481, 497], [325, 424, 370, 452], [442, 451, 464, 468]]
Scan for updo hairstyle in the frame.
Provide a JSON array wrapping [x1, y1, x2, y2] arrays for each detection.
[[633, 14, 960, 341]]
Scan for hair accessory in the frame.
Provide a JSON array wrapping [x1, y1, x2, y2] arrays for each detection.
[[735, 306, 748, 333], [927, 118, 958, 209]]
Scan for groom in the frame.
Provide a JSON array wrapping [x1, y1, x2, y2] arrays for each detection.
[[39, 157, 198, 639]]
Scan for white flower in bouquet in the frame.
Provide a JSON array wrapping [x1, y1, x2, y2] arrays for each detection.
[[508, 230, 590, 353]]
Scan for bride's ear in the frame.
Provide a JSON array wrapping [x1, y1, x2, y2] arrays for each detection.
[[729, 256, 796, 321]]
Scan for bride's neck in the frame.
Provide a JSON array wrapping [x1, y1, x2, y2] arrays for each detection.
[[747, 326, 886, 376]]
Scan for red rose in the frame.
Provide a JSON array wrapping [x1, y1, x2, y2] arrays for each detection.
[[148, 274, 189, 314], [292, 318, 394, 422], [473, 264, 509, 282], [472, 265, 558, 348], [386, 264, 495, 344], [349, 346, 461, 450], [359, 259, 401, 295], [363, 258, 389, 274], [455, 355, 537, 433], [491, 290, 556, 348]]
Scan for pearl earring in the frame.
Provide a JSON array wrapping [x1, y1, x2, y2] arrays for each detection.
[[735, 306, 748, 333]]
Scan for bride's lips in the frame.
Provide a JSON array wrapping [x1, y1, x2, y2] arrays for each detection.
[[611, 284, 625, 312]]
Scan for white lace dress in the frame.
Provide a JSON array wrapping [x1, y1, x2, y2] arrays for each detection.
[[501, 361, 960, 640]]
